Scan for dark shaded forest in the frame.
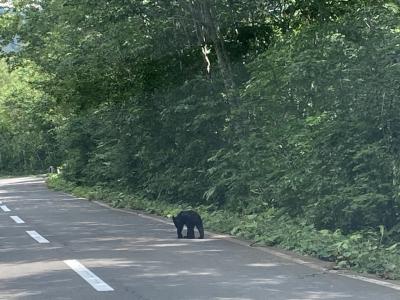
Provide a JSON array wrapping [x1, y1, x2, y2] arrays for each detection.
[[1, 0, 400, 277]]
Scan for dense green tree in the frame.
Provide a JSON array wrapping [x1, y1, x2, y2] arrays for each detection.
[[0, 59, 59, 172], [1, 0, 399, 236], [226, 3, 400, 231]]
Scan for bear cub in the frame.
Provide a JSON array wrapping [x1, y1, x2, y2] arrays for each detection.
[[172, 210, 204, 239]]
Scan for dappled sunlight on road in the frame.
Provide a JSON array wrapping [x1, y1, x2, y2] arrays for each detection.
[[0, 289, 43, 300], [246, 262, 283, 267], [136, 269, 220, 278], [151, 243, 189, 247], [0, 261, 69, 280], [215, 298, 254, 300], [1, 176, 399, 300], [0, 259, 80, 300], [216, 276, 284, 287], [177, 249, 224, 254], [287, 291, 353, 299]]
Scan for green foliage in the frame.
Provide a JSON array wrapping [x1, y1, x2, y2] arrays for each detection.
[[48, 174, 400, 279], [0, 59, 60, 173], [221, 5, 400, 232], [3, 0, 400, 279]]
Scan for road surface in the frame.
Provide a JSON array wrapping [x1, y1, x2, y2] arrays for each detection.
[[0, 176, 399, 299]]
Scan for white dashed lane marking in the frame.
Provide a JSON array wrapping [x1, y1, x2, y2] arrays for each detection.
[[10, 216, 25, 224], [1, 205, 11, 212], [26, 230, 50, 243], [64, 260, 114, 292]]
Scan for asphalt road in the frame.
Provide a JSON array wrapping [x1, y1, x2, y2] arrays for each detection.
[[1, 176, 400, 300]]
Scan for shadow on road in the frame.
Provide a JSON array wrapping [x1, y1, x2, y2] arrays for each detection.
[[0, 177, 395, 300]]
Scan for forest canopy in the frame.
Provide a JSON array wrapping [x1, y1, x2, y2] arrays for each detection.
[[1, 0, 400, 238]]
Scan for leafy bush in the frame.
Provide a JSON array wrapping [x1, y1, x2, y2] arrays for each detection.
[[48, 175, 400, 279]]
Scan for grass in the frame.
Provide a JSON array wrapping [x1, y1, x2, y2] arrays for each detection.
[[47, 174, 400, 280]]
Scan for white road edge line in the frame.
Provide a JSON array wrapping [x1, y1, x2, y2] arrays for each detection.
[[10, 216, 25, 224], [336, 273, 400, 291], [1, 205, 11, 212], [26, 230, 50, 243], [64, 260, 114, 292], [217, 234, 400, 291], [75, 196, 400, 292]]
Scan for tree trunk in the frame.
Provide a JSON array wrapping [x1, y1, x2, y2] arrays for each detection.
[[188, 0, 238, 104]]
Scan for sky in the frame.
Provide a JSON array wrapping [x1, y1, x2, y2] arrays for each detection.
[[0, 1, 13, 9], [0, 1, 18, 53]]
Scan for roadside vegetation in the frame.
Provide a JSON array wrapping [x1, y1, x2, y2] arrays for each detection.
[[48, 174, 400, 280], [2, 0, 400, 279]]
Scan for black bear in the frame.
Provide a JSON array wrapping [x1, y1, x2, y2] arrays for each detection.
[[172, 210, 204, 239]]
